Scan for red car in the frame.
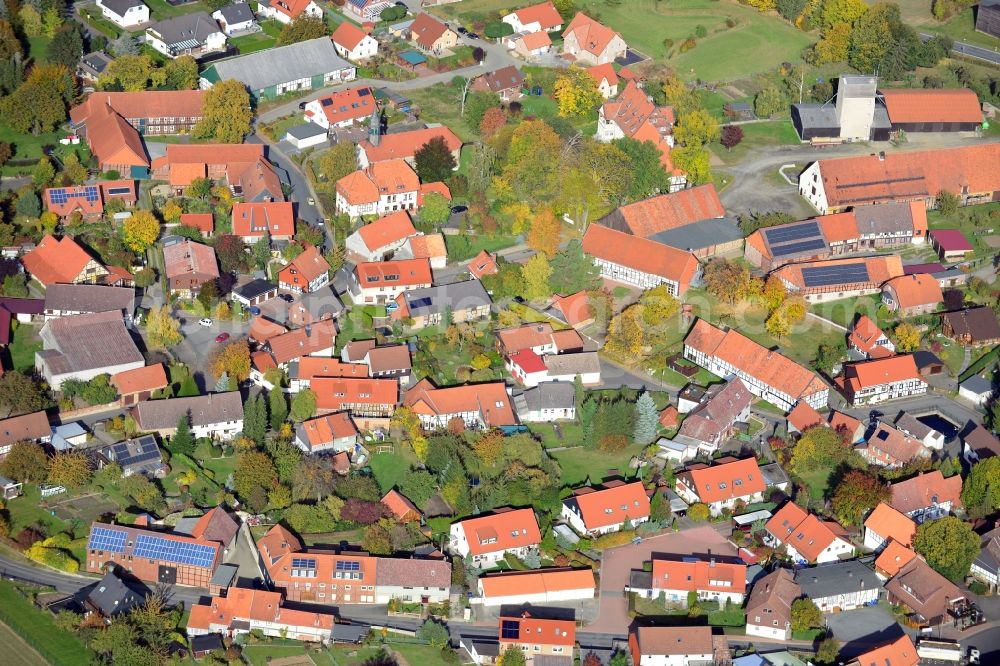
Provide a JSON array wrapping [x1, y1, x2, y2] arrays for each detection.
[[215, 332, 230, 343]]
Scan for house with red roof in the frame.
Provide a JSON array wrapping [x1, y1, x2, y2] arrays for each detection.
[[477, 568, 596, 607], [187, 588, 335, 643], [676, 457, 766, 517], [829, 409, 865, 442], [560, 480, 650, 536], [257, 0, 321, 24], [511, 30, 553, 58], [764, 501, 853, 564], [581, 224, 700, 297], [163, 238, 219, 297], [180, 213, 214, 237], [551, 292, 595, 328], [838, 355, 927, 406], [497, 612, 575, 662], [848, 315, 895, 359], [627, 556, 747, 606], [846, 636, 919, 666], [888, 470, 963, 524], [356, 126, 462, 170], [502, 2, 564, 33], [863, 502, 916, 552], [231, 202, 295, 243], [21, 234, 110, 287], [335, 160, 421, 219], [410, 13, 457, 54], [561, 12, 626, 65], [43, 181, 137, 220], [858, 421, 930, 469], [348, 258, 432, 304], [331, 22, 378, 61], [595, 81, 678, 181], [786, 400, 823, 435], [882, 274, 943, 317], [403, 378, 517, 430], [381, 489, 420, 523], [277, 244, 330, 294], [449, 507, 541, 566], [587, 63, 619, 98], [467, 250, 499, 280], [344, 211, 417, 262], [304, 85, 377, 131], [294, 412, 359, 454], [111, 363, 169, 407], [930, 229, 974, 262], [151, 143, 283, 202]]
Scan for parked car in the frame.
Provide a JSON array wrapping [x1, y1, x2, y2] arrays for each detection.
[[457, 26, 467, 34], [215, 332, 230, 343], [307, 197, 314, 205], [468, 32, 480, 39], [280, 294, 294, 303], [249, 306, 261, 316], [450, 204, 468, 214], [298, 101, 307, 110], [199, 318, 213, 327]]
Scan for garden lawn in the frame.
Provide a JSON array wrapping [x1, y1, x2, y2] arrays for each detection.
[[711, 120, 801, 165], [231, 32, 277, 55], [529, 421, 584, 449], [444, 234, 518, 262], [0, 123, 68, 175], [798, 466, 831, 500], [549, 443, 644, 486], [6, 485, 70, 538], [145, 0, 210, 19], [0, 581, 95, 666], [369, 449, 415, 493], [243, 643, 309, 666], [407, 84, 478, 143], [0, 621, 47, 666], [925, 8, 999, 49], [8, 324, 43, 372]]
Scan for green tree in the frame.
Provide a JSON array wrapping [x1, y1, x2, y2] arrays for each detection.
[[277, 16, 327, 46], [291, 389, 317, 422], [18, 6, 42, 38], [100, 54, 163, 91], [614, 137, 671, 201], [673, 108, 719, 147], [790, 597, 824, 632], [0, 441, 49, 482], [46, 25, 83, 69], [816, 638, 840, 664], [62, 152, 89, 185], [0, 371, 51, 417], [269, 386, 288, 430], [413, 136, 457, 183], [671, 146, 711, 185], [549, 239, 600, 295], [316, 141, 358, 191], [164, 55, 199, 90], [522, 253, 553, 301], [14, 188, 41, 219], [848, 6, 892, 73], [501, 119, 563, 201], [419, 191, 452, 229], [962, 457, 1000, 513], [754, 86, 786, 118], [171, 412, 195, 456], [32, 156, 55, 188], [650, 490, 670, 522], [193, 79, 252, 143], [417, 619, 450, 649], [500, 646, 527, 666], [0, 64, 72, 134], [913, 516, 980, 581], [790, 425, 851, 476], [243, 394, 268, 445], [937, 190, 960, 217], [464, 90, 501, 130], [233, 450, 278, 499], [633, 392, 658, 445], [253, 231, 272, 270]]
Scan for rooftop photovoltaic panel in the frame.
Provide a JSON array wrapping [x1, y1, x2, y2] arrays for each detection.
[[105, 187, 132, 196], [88, 526, 127, 553], [291, 558, 317, 569], [763, 221, 821, 245], [500, 620, 520, 639], [336, 560, 360, 571], [771, 238, 828, 258], [801, 263, 871, 288], [48, 187, 100, 205], [408, 297, 433, 309], [133, 534, 216, 568]]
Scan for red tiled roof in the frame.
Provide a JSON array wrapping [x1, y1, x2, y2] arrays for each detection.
[[309, 85, 376, 126], [682, 457, 765, 505], [265, 318, 336, 365], [77, 103, 149, 170], [72, 90, 206, 127], [888, 470, 963, 515], [468, 250, 499, 279], [652, 558, 747, 595], [843, 355, 924, 392], [278, 244, 330, 290], [312, 376, 398, 412], [498, 614, 575, 647], [359, 127, 461, 164], [299, 412, 358, 450], [353, 258, 432, 288], [418, 181, 452, 205], [404, 379, 516, 427], [848, 634, 918, 666], [331, 21, 369, 51], [479, 568, 595, 598], [601, 184, 721, 238], [848, 315, 890, 355], [512, 2, 563, 30], [874, 539, 917, 578], [764, 501, 847, 562], [587, 63, 618, 87], [582, 224, 699, 293], [456, 507, 541, 556], [180, 213, 214, 235], [266, 0, 316, 20], [774, 255, 903, 291], [355, 211, 416, 251], [787, 400, 822, 432], [111, 363, 169, 396], [881, 88, 982, 124], [337, 160, 420, 205], [553, 291, 595, 327], [565, 481, 650, 530], [22, 234, 102, 286], [883, 273, 943, 309], [563, 12, 621, 58], [232, 202, 295, 239], [519, 30, 552, 50], [381, 489, 420, 522], [410, 12, 451, 50], [864, 502, 916, 546]]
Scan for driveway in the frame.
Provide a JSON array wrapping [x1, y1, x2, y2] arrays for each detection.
[[825, 606, 909, 658], [586, 526, 738, 635]]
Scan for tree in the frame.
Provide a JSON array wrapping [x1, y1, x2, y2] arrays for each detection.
[[720, 125, 744, 151], [479, 107, 507, 138], [243, 394, 268, 445], [464, 90, 501, 129], [820, 0, 868, 29], [549, 240, 600, 295], [100, 54, 162, 91], [0, 372, 50, 417], [146, 305, 183, 349], [419, 191, 451, 229], [777, 0, 808, 20], [892, 322, 921, 352], [269, 387, 288, 430], [765, 309, 790, 339], [814, 339, 846, 375], [209, 340, 251, 385], [473, 428, 505, 467], [18, 6, 42, 37], [193, 79, 252, 143], [527, 208, 561, 257], [62, 152, 89, 185], [847, 7, 892, 74], [253, 231, 272, 271], [122, 210, 160, 252], [164, 55, 199, 90], [606, 306, 645, 359], [688, 503, 710, 521], [379, 5, 406, 21], [14, 188, 40, 219], [417, 619, 450, 650], [614, 137, 671, 201], [704, 258, 753, 304], [832, 471, 890, 526], [579, 140, 633, 208], [0, 442, 49, 482], [554, 67, 603, 117], [0, 64, 72, 134], [790, 425, 851, 476], [32, 156, 55, 188], [46, 25, 83, 69], [671, 145, 711, 185], [673, 109, 719, 147], [499, 647, 527, 666], [187, 177, 212, 200], [522, 254, 553, 301], [962, 457, 1000, 513], [233, 450, 277, 499], [936, 190, 960, 217], [914, 516, 980, 581], [790, 598, 824, 632], [816, 639, 840, 664], [413, 137, 457, 183], [754, 86, 786, 118], [291, 389, 317, 422], [633, 392, 658, 445], [502, 120, 563, 201], [316, 141, 358, 191], [46, 450, 92, 488], [166, 411, 195, 456], [811, 22, 851, 64], [215, 234, 250, 273], [278, 15, 327, 45]]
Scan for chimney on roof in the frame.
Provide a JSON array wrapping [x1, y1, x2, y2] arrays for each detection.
[[710, 558, 716, 567], [878, 151, 886, 161]]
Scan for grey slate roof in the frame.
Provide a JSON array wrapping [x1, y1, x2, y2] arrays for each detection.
[[961, 374, 993, 395], [792, 103, 891, 131], [515, 382, 576, 413], [133, 392, 244, 430], [895, 413, 936, 440], [216, 2, 254, 25], [44, 283, 136, 316], [80, 51, 114, 76], [285, 123, 328, 140], [332, 624, 370, 643], [86, 571, 147, 617], [100, 0, 146, 17], [649, 217, 744, 252], [399, 279, 492, 318], [794, 560, 880, 601], [148, 12, 221, 48], [203, 37, 351, 92]]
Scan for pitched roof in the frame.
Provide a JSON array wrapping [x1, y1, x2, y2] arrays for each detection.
[[366, 345, 411, 373], [410, 12, 451, 49], [279, 244, 330, 290], [307, 85, 376, 126], [512, 2, 563, 30], [962, 423, 1000, 459], [787, 400, 823, 432], [478, 568, 596, 598], [265, 318, 336, 365], [563, 12, 622, 58], [861, 422, 927, 465], [582, 224, 699, 292], [299, 412, 358, 450], [563, 481, 650, 530], [187, 588, 335, 634], [888, 470, 963, 515], [848, 315, 889, 355], [881, 88, 982, 124], [883, 273, 943, 309], [745, 568, 799, 630], [847, 634, 918, 666], [586, 63, 618, 87], [354, 211, 416, 251], [812, 143, 1000, 208], [455, 507, 541, 556], [337, 160, 420, 205], [249, 317, 287, 343], [864, 502, 916, 546], [403, 380, 516, 427], [312, 376, 398, 412], [111, 363, 169, 396], [148, 11, 221, 46], [843, 355, 924, 392], [552, 292, 594, 327], [943, 306, 1000, 343], [39, 310, 143, 375], [886, 556, 965, 625], [331, 19, 370, 51], [519, 30, 552, 50], [203, 37, 350, 93], [22, 234, 102, 286], [874, 538, 918, 578], [765, 501, 848, 563], [468, 250, 499, 279], [264, 0, 315, 20], [354, 258, 432, 289], [133, 392, 245, 430], [0, 411, 50, 448], [598, 185, 722, 239], [684, 318, 828, 405], [476, 66, 524, 93], [163, 239, 220, 282], [79, 103, 149, 169], [358, 126, 461, 164], [231, 202, 295, 238], [774, 255, 903, 291], [295, 357, 368, 381], [190, 506, 239, 548], [678, 379, 752, 444], [930, 228, 973, 252], [381, 489, 420, 521], [652, 557, 747, 595], [405, 233, 446, 261], [43, 283, 135, 315], [180, 213, 214, 235], [72, 90, 207, 127], [632, 626, 714, 657], [498, 614, 575, 647]]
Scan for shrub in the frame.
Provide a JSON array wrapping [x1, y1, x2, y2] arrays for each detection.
[[679, 38, 697, 53], [688, 503, 710, 521], [695, 25, 707, 38]]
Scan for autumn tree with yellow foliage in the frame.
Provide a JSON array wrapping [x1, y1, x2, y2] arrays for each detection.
[[554, 67, 603, 117], [527, 208, 561, 257], [209, 339, 252, 383], [121, 209, 160, 252]]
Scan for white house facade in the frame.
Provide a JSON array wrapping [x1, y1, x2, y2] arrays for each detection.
[[97, 0, 149, 28]]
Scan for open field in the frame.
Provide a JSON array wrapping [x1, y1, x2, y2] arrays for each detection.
[[0, 582, 95, 666], [0, 622, 47, 666], [431, 0, 815, 82]]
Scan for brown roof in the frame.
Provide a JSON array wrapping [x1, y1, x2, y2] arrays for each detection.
[[265, 319, 336, 365], [39, 310, 143, 375], [632, 626, 714, 657], [163, 239, 219, 283], [963, 424, 1000, 459], [889, 471, 963, 515], [745, 568, 799, 631], [410, 12, 451, 50], [475, 66, 524, 93], [43, 283, 135, 316], [886, 557, 965, 624], [111, 363, 169, 396], [366, 345, 411, 374], [943, 307, 1000, 343], [342, 339, 376, 362], [404, 379, 516, 427], [22, 234, 103, 286], [599, 184, 721, 239], [861, 422, 927, 465], [0, 411, 50, 448], [881, 88, 982, 124], [133, 392, 244, 431], [679, 379, 751, 444], [564, 12, 622, 58], [582, 224, 699, 293], [190, 506, 239, 548]]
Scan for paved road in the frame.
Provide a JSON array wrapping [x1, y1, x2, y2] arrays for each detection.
[[920, 32, 1000, 66]]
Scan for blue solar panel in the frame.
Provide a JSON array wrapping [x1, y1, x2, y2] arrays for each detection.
[[88, 526, 127, 553], [801, 263, 871, 288], [105, 187, 131, 196], [133, 534, 216, 568], [764, 221, 821, 245], [408, 297, 433, 309], [48, 187, 100, 205], [49, 188, 67, 204], [771, 238, 828, 258], [501, 620, 520, 639], [336, 560, 360, 571], [292, 558, 316, 569]]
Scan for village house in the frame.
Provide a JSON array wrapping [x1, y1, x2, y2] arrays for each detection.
[[799, 143, 1000, 214], [71, 89, 207, 138], [882, 274, 943, 317], [874, 538, 918, 580], [786, 400, 823, 435], [311, 377, 397, 429], [410, 13, 458, 54], [894, 413, 945, 450], [795, 560, 881, 611], [963, 423, 1000, 464], [36, 311, 144, 390], [858, 421, 930, 469], [476, 568, 596, 607], [502, 2, 564, 33], [449, 508, 541, 567], [765, 501, 854, 564], [71, 101, 149, 174], [145, 12, 227, 59], [511, 31, 553, 59], [162, 239, 219, 298], [391, 279, 492, 329], [582, 224, 700, 296], [395, 233, 447, 268], [496, 322, 583, 357], [561, 12, 627, 66], [0, 411, 51, 461], [550, 292, 595, 329], [151, 144, 283, 202], [772, 255, 903, 303], [96, 0, 149, 28], [683, 318, 830, 411], [848, 314, 895, 359], [561, 480, 650, 536], [304, 86, 377, 131], [22, 234, 110, 287], [467, 250, 499, 280], [288, 357, 369, 394], [972, 525, 1000, 590], [744, 568, 800, 641], [277, 244, 330, 295], [675, 457, 766, 517], [256, 0, 322, 25], [629, 626, 717, 666], [335, 160, 421, 219], [844, 635, 919, 666], [187, 588, 335, 643], [256, 524, 451, 606], [507, 350, 601, 388], [403, 379, 516, 430], [42, 283, 136, 323], [627, 556, 747, 606], [331, 22, 379, 61], [111, 363, 169, 407], [86, 521, 221, 586], [77, 51, 114, 83], [343, 0, 386, 21], [514, 382, 577, 423], [587, 63, 619, 99], [231, 202, 295, 243], [356, 345, 412, 383], [256, 320, 336, 373], [886, 556, 966, 627], [294, 412, 359, 455], [344, 211, 417, 263], [356, 126, 463, 170], [960, 375, 994, 407], [471, 66, 525, 102], [96, 435, 166, 478], [85, 570, 148, 621], [43, 181, 137, 221], [348, 258, 433, 304], [180, 213, 214, 237], [888, 470, 963, 524], [596, 81, 678, 180], [664, 379, 751, 461], [211, 2, 256, 35], [199, 37, 355, 101], [839, 355, 927, 406], [498, 612, 575, 663], [942, 306, 1000, 346], [132, 393, 245, 440], [863, 502, 916, 552]]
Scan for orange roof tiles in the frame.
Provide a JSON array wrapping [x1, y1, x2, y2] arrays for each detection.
[[519, 30, 552, 50], [848, 315, 890, 356], [249, 317, 287, 343], [411, 12, 451, 50], [828, 409, 863, 439], [563, 12, 621, 58], [682, 457, 765, 505], [565, 481, 650, 530], [874, 539, 918, 578], [553, 292, 595, 327], [814, 143, 1000, 208], [587, 63, 618, 87], [359, 127, 462, 164], [787, 400, 823, 432], [111, 363, 169, 396], [456, 507, 541, 556], [354, 258, 432, 288], [267, 0, 316, 20], [601, 184, 722, 238], [468, 250, 499, 279], [652, 558, 746, 595], [844, 355, 924, 392], [659, 406, 679, 429], [72, 90, 206, 127], [582, 224, 699, 294], [774, 255, 904, 291], [404, 379, 517, 427], [312, 376, 398, 412], [406, 233, 446, 261], [22, 234, 102, 286], [816, 211, 860, 243], [381, 489, 420, 522], [512, 1, 563, 30], [479, 568, 596, 598], [889, 470, 963, 516], [865, 502, 916, 546], [881, 88, 982, 124], [297, 357, 369, 381], [355, 211, 416, 251], [187, 589, 336, 634], [278, 244, 330, 290], [684, 319, 828, 406], [498, 614, 575, 647], [598, 81, 673, 168], [337, 160, 420, 205], [80, 103, 149, 170], [299, 412, 358, 450], [265, 318, 336, 365], [848, 634, 918, 666], [884, 273, 943, 309], [180, 213, 214, 235], [309, 86, 376, 126], [331, 21, 369, 52], [159, 143, 265, 186], [418, 181, 452, 205], [232, 202, 295, 239], [764, 501, 848, 563]]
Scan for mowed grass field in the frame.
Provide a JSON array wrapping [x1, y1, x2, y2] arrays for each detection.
[[0, 622, 47, 666], [431, 0, 815, 82]]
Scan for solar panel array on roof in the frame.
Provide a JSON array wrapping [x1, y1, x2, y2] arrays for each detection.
[[292, 557, 316, 569], [764, 221, 820, 245], [133, 534, 216, 568], [501, 620, 520, 639], [801, 263, 871, 288], [772, 238, 827, 258], [88, 526, 127, 553], [408, 297, 433, 309], [336, 560, 360, 571], [49, 186, 100, 205], [105, 186, 132, 196]]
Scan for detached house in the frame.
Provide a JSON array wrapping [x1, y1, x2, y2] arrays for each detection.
[[335, 160, 421, 219], [257, 0, 322, 25], [403, 379, 517, 430], [145, 12, 226, 59], [882, 274, 943, 317], [858, 421, 929, 469], [162, 239, 219, 298], [278, 244, 330, 294], [839, 355, 927, 406], [97, 0, 149, 28], [187, 589, 335, 643], [844, 635, 918, 666], [794, 560, 881, 611], [348, 258, 433, 304], [888, 470, 963, 524], [848, 315, 895, 359], [561, 480, 650, 536], [498, 613, 575, 663], [676, 457, 766, 516], [345, 211, 417, 263], [667, 379, 751, 460], [471, 66, 525, 102], [410, 13, 458, 54], [764, 501, 853, 564], [391, 280, 492, 330], [22, 234, 109, 287], [596, 80, 675, 175], [942, 306, 1000, 347], [627, 556, 747, 606], [561, 12, 626, 66], [629, 626, 716, 666], [587, 63, 619, 99], [133, 392, 245, 440], [0, 411, 51, 461], [295, 412, 359, 454], [449, 508, 541, 566], [745, 568, 800, 641], [863, 502, 916, 552], [332, 22, 379, 61], [502, 2, 563, 33], [232, 202, 295, 243], [304, 86, 377, 131], [356, 126, 462, 170], [886, 556, 966, 627], [212, 2, 256, 35]]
